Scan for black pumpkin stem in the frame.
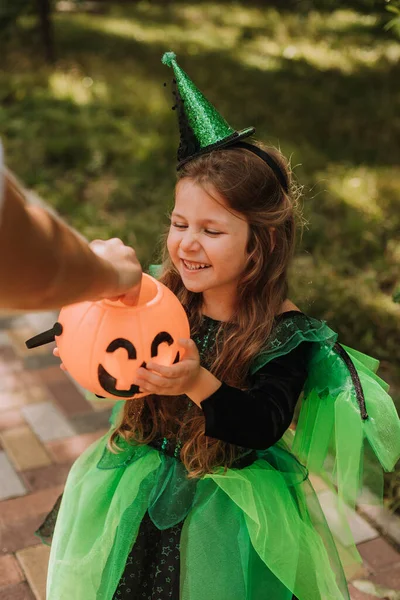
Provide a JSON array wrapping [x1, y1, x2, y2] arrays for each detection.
[[25, 322, 63, 349]]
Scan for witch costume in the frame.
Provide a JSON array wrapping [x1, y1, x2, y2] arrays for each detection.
[[33, 53, 400, 600]]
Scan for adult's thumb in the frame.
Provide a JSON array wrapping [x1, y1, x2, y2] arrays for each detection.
[[120, 283, 141, 307]]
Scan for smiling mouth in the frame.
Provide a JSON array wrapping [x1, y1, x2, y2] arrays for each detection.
[[182, 259, 211, 271]]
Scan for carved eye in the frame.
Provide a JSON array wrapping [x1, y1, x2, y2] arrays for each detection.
[[151, 332, 174, 357], [106, 338, 136, 359]]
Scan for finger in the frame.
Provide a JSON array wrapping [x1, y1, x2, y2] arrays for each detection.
[[60, 363, 67, 372], [137, 370, 173, 388], [53, 348, 60, 357], [146, 362, 182, 378], [178, 338, 199, 359], [135, 381, 160, 395], [120, 284, 141, 307]]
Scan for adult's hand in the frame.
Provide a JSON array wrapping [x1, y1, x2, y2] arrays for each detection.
[[89, 238, 142, 306]]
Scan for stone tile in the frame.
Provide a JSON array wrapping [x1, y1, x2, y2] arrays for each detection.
[[23, 312, 58, 333], [369, 562, 400, 588], [308, 473, 329, 493], [0, 410, 25, 432], [33, 366, 65, 385], [317, 490, 378, 546], [20, 463, 72, 493], [0, 582, 35, 600], [0, 452, 26, 500], [357, 537, 400, 571], [0, 333, 12, 347], [348, 583, 376, 599], [358, 501, 400, 546], [17, 544, 50, 600], [25, 386, 53, 404], [5, 315, 30, 330], [0, 486, 64, 553], [0, 513, 52, 555], [21, 402, 76, 442], [23, 353, 59, 371], [70, 409, 112, 434], [0, 390, 27, 412], [46, 379, 93, 417], [0, 373, 25, 394], [8, 328, 52, 359], [0, 388, 50, 413], [0, 554, 24, 587], [0, 427, 52, 471], [334, 541, 370, 581], [0, 485, 64, 524], [0, 345, 18, 363], [46, 429, 109, 463]]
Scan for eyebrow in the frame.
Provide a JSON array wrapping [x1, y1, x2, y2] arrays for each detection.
[[171, 213, 227, 226]]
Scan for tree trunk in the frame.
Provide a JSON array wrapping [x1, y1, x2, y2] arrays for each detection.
[[37, 0, 55, 63]]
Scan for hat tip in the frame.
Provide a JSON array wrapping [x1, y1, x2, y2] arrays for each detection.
[[162, 51, 177, 67]]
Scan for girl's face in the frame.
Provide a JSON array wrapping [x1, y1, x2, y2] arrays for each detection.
[[167, 178, 250, 298]]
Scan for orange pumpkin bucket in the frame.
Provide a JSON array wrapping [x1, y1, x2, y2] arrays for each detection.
[[26, 274, 190, 400]]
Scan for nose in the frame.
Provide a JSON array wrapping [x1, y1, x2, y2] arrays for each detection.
[[179, 229, 201, 252]]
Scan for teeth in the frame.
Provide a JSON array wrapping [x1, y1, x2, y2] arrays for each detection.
[[183, 260, 210, 270]]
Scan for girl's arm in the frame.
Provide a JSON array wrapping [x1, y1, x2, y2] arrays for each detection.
[[185, 367, 222, 405], [192, 342, 311, 450]]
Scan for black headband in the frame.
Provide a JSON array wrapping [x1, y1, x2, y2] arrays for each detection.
[[232, 142, 289, 193]]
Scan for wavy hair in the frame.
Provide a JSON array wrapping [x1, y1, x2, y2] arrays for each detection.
[[108, 141, 304, 478]]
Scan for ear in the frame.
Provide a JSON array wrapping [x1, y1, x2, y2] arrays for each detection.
[[269, 227, 276, 253]]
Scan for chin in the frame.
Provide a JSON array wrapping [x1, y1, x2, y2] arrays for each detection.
[[181, 280, 207, 292]]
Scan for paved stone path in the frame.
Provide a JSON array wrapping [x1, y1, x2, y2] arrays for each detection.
[[0, 308, 399, 599]]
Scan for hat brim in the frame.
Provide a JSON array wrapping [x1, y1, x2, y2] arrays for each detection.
[[177, 127, 255, 170]]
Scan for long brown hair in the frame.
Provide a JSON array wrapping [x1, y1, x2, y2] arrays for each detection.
[[108, 141, 304, 478]]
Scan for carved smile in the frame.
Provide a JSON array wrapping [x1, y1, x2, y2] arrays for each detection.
[[98, 363, 141, 398], [97, 334, 180, 398]]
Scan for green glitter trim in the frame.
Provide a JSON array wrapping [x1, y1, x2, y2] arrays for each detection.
[[162, 51, 177, 67]]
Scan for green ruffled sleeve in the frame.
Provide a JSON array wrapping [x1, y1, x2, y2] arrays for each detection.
[[254, 313, 400, 514], [250, 313, 338, 374], [148, 264, 163, 279]]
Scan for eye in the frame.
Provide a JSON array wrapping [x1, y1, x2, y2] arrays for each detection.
[[172, 223, 187, 229], [172, 223, 221, 235]]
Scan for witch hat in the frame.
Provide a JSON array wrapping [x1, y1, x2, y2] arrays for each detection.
[[162, 51, 255, 169]]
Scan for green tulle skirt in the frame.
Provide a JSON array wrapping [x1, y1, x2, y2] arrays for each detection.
[[46, 429, 353, 600], [45, 315, 400, 600]]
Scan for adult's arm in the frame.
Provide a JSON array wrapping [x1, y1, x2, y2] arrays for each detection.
[[0, 168, 141, 310]]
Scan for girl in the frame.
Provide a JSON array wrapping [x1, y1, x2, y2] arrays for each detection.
[[38, 53, 400, 600]]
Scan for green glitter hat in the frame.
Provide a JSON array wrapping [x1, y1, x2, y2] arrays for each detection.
[[162, 51, 255, 169]]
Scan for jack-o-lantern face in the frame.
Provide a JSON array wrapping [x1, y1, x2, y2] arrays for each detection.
[[98, 333, 180, 398], [49, 274, 190, 401]]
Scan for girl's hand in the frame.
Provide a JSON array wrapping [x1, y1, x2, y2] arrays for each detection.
[[53, 347, 67, 371], [136, 339, 201, 396]]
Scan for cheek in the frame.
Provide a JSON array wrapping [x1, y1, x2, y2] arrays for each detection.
[[167, 230, 178, 257]]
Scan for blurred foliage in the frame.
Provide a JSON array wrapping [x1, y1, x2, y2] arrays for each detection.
[[385, 0, 400, 36], [1, 3, 399, 504], [0, 0, 56, 62]]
